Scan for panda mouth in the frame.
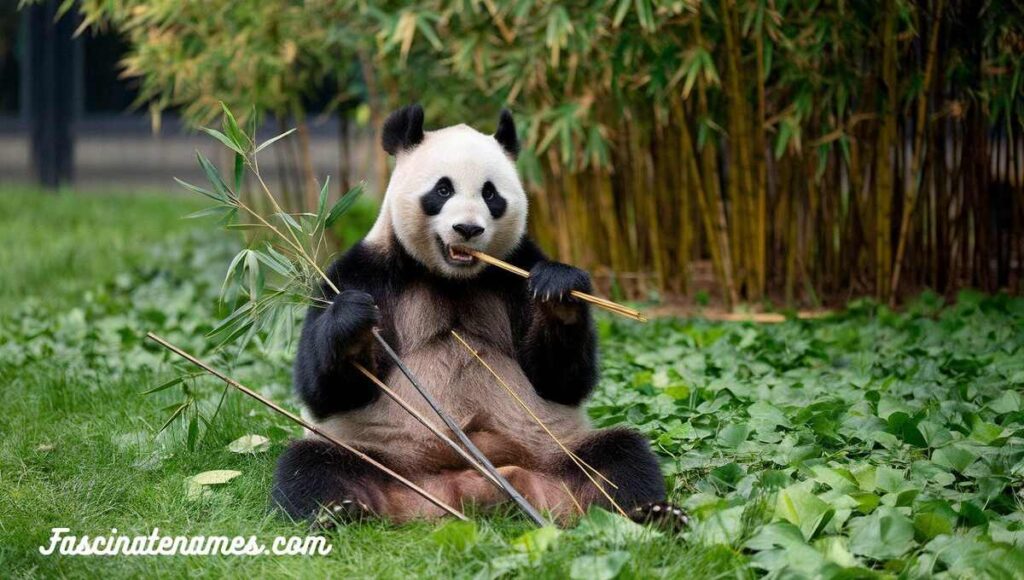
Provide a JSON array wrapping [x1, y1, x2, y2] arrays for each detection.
[[437, 237, 477, 266]]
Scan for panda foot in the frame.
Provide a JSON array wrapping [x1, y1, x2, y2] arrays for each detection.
[[629, 502, 690, 533], [310, 498, 373, 532]]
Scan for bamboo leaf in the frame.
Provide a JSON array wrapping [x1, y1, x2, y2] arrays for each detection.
[[227, 434, 270, 454], [185, 206, 233, 220], [244, 250, 264, 301], [233, 153, 245, 192], [264, 245, 298, 277], [216, 207, 238, 227], [325, 184, 365, 227], [175, 177, 223, 203], [207, 302, 257, 345], [680, 54, 703, 99], [220, 102, 249, 152], [158, 400, 190, 434], [255, 246, 295, 277], [254, 128, 297, 153], [414, 15, 444, 51], [317, 176, 331, 222], [143, 375, 185, 395], [274, 212, 304, 235], [196, 152, 235, 201], [221, 249, 250, 300], [612, 0, 630, 27], [634, 0, 655, 32], [200, 127, 245, 155]]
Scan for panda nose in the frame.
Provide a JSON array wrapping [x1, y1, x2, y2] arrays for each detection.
[[453, 223, 485, 240]]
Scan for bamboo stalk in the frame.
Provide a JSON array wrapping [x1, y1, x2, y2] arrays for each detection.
[[370, 329, 549, 527], [754, 15, 768, 299], [693, 14, 739, 308], [890, 0, 945, 303], [145, 332, 468, 521], [351, 362, 503, 490], [561, 481, 585, 516], [451, 331, 629, 518], [876, 0, 897, 299], [466, 250, 647, 322]]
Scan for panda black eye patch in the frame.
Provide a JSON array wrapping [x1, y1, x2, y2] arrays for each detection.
[[481, 181, 507, 219], [420, 177, 455, 216]]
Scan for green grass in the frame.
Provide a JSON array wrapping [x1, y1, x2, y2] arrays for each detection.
[[1, 188, 1023, 578], [0, 188, 206, 312]]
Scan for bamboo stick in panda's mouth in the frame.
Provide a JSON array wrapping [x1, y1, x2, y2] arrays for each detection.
[[466, 250, 648, 322]]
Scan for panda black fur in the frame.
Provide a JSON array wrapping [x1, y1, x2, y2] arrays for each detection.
[[272, 105, 680, 527]]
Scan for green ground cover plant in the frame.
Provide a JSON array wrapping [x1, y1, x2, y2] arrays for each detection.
[[1, 189, 1022, 578]]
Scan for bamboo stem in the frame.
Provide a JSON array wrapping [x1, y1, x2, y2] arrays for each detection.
[[451, 331, 629, 518], [351, 362, 503, 490], [561, 481, 585, 516], [467, 250, 647, 322], [890, 0, 945, 303], [370, 329, 549, 527], [249, 168, 339, 295], [145, 332, 467, 521]]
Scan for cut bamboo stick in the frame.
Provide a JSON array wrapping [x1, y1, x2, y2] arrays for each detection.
[[561, 481, 585, 516], [370, 329, 549, 527], [146, 332, 468, 521], [451, 330, 629, 518], [467, 250, 647, 322]]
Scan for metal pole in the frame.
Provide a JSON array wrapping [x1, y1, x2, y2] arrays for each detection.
[[27, 0, 76, 189]]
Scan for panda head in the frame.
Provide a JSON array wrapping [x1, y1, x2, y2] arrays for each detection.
[[367, 104, 528, 279]]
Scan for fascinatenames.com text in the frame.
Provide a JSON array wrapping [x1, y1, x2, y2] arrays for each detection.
[[39, 528, 333, 557]]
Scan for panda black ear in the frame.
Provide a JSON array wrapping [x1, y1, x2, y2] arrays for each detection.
[[382, 104, 425, 156], [494, 109, 520, 159]]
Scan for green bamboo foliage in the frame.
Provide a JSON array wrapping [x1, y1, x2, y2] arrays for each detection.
[[71, 0, 1024, 305], [374, 0, 1024, 305]]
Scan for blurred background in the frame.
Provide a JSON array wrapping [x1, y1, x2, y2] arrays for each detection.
[[1, 0, 1022, 308]]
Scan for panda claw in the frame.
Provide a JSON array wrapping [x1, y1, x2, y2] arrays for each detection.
[[629, 501, 690, 534], [311, 498, 373, 532]]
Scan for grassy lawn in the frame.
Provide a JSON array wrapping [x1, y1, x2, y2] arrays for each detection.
[[2, 189, 1023, 578]]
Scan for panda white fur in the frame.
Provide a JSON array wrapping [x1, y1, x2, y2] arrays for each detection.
[[272, 105, 681, 527]]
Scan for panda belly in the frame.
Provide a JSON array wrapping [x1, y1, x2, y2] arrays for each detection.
[[311, 282, 590, 474]]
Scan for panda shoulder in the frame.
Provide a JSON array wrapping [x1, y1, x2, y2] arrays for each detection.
[[322, 239, 393, 295]]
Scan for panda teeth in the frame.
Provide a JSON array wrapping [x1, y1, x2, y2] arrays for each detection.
[[448, 246, 474, 263]]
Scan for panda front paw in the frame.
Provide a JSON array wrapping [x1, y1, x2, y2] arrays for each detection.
[[324, 290, 380, 355], [629, 502, 690, 534], [529, 262, 592, 323]]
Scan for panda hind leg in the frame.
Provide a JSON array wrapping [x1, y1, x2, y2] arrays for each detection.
[[271, 439, 388, 529], [272, 439, 461, 527], [562, 427, 690, 532]]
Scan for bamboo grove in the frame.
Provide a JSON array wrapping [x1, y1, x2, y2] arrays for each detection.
[[68, 0, 1024, 306]]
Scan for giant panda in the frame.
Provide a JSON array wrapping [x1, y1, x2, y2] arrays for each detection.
[[271, 105, 685, 529]]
